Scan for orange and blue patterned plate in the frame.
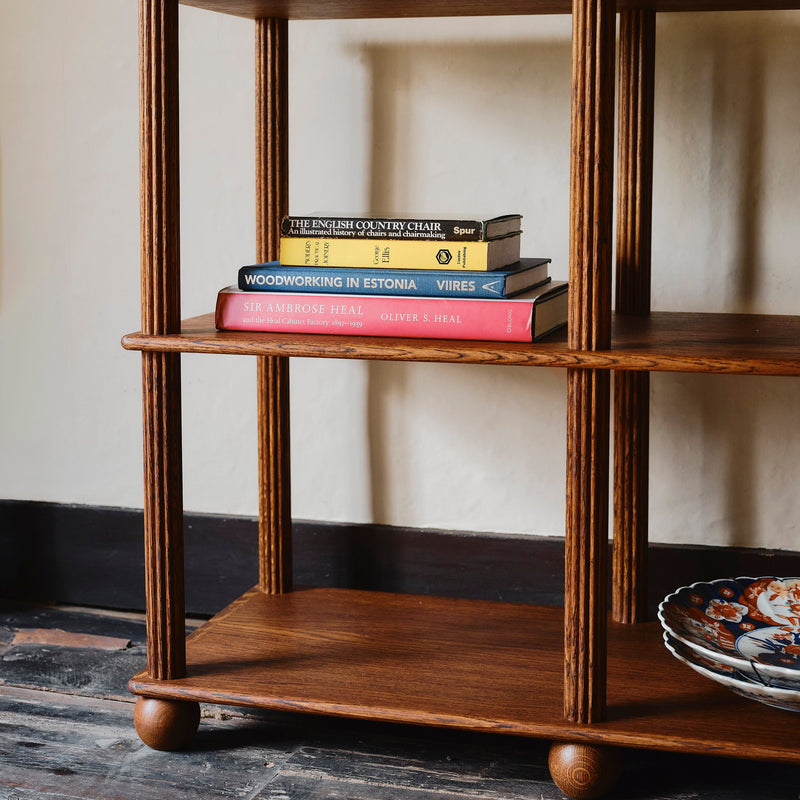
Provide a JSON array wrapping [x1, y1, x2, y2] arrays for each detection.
[[659, 577, 800, 688], [664, 632, 800, 712]]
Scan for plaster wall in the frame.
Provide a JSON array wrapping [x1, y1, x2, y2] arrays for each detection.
[[1, 2, 798, 548]]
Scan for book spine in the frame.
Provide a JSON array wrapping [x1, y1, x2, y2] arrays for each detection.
[[282, 216, 491, 241], [279, 236, 494, 271], [238, 264, 517, 298], [215, 291, 535, 342]]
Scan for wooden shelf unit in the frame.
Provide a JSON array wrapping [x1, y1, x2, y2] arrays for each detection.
[[128, 0, 800, 796]]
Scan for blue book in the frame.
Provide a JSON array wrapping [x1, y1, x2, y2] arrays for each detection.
[[237, 258, 551, 299]]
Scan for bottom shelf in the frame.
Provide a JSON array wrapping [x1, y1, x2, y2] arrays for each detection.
[[130, 587, 800, 763]]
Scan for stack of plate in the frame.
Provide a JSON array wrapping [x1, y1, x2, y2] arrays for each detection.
[[658, 576, 800, 712]]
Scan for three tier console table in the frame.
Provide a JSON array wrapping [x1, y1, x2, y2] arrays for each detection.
[[123, 1, 800, 797]]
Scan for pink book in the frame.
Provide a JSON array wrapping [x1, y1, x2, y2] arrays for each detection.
[[215, 281, 567, 343]]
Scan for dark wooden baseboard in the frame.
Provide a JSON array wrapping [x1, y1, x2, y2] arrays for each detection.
[[2, 499, 798, 618]]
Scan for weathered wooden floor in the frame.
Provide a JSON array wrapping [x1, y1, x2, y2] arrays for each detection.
[[1, 601, 799, 799]]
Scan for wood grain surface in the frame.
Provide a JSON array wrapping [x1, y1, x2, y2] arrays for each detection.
[[564, 0, 615, 725], [612, 370, 650, 622], [122, 311, 800, 374], [567, 0, 614, 354], [615, 9, 654, 321], [128, 586, 800, 763], [133, 696, 201, 750], [564, 369, 610, 724], [612, 8, 656, 625], [139, 0, 187, 682], [179, 0, 800, 20], [140, 0, 180, 338], [548, 742, 622, 799], [255, 17, 292, 595]]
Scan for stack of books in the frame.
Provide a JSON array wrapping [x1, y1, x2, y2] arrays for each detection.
[[214, 213, 568, 343]]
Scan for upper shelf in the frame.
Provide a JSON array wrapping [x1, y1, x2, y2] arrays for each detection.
[[123, 310, 800, 375], [180, 0, 800, 20]]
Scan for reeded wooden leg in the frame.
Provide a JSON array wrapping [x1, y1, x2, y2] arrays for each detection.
[[614, 8, 655, 324], [139, 0, 187, 685], [565, 0, 616, 725], [141, 351, 187, 681], [612, 370, 650, 623], [548, 742, 621, 799], [612, 8, 655, 625], [255, 18, 292, 594], [565, 368, 611, 723], [258, 355, 292, 593], [134, 697, 201, 751]]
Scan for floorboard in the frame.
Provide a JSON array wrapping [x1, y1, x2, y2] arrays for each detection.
[[0, 600, 798, 799]]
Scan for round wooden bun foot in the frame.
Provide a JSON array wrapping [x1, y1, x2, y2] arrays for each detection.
[[134, 697, 201, 751], [548, 741, 621, 799]]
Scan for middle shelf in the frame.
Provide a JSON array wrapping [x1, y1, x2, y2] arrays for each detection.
[[123, 310, 800, 375]]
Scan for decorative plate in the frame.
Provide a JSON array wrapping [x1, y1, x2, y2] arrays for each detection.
[[664, 633, 800, 713], [658, 577, 800, 686]]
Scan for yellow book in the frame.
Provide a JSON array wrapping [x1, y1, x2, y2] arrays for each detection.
[[279, 233, 521, 272]]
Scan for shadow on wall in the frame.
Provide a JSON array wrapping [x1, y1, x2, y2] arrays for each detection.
[[653, 12, 800, 313], [650, 13, 800, 549], [357, 38, 572, 528], [358, 39, 574, 224], [349, 13, 800, 548], [0, 136, 3, 308], [709, 28, 764, 311]]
